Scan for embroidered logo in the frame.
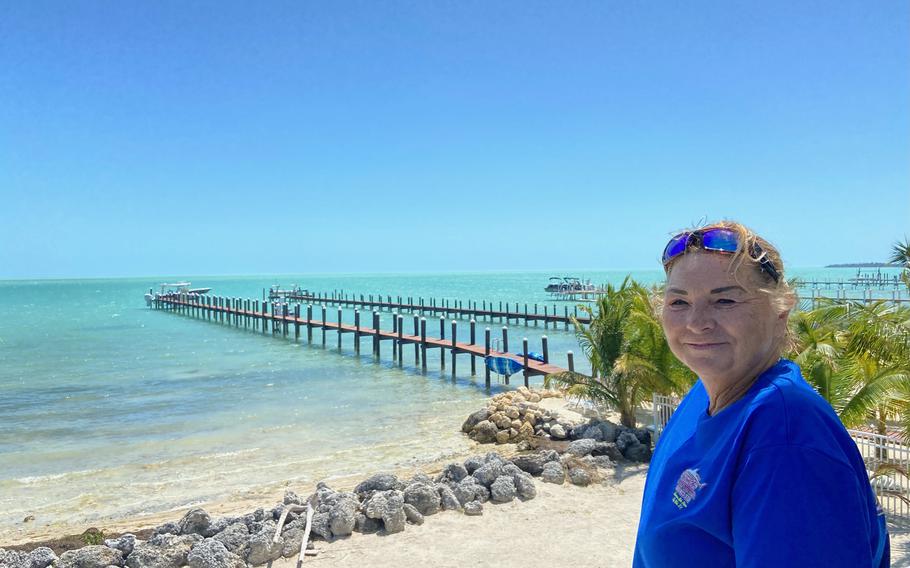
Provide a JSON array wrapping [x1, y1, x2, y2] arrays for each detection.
[[672, 468, 706, 510]]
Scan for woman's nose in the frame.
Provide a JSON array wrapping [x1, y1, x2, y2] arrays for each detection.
[[686, 304, 715, 333]]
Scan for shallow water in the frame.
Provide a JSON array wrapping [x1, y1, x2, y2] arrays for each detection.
[[0, 268, 902, 535]]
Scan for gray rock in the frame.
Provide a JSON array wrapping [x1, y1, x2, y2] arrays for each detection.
[[246, 529, 283, 566], [454, 477, 481, 506], [280, 528, 302, 558], [483, 451, 506, 464], [472, 462, 503, 488], [308, 512, 332, 541], [179, 508, 213, 537], [514, 474, 537, 500], [549, 424, 567, 439], [511, 453, 547, 476], [104, 534, 136, 558], [469, 420, 498, 444], [489, 476, 517, 503], [364, 490, 407, 534], [354, 474, 402, 496], [283, 490, 303, 505], [354, 514, 382, 534], [541, 461, 565, 484], [615, 431, 640, 453], [540, 449, 560, 463], [581, 425, 604, 441], [187, 539, 245, 568], [437, 463, 468, 483], [402, 504, 424, 525], [568, 467, 592, 486], [154, 522, 179, 536], [328, 499, 357, 537], [623, 442, 651, 462], [633, 427, 652, 447], [438, 485, 462, 511], [56, 546, 123, 568], [404, 482, 441, 516], [463, 455, 485, 474], [26, 547, 57, 568], [592, 442, 623, 461], [252, 509, 266, 522], [463, 501, 483, 516], [599, 421, 619, 442], [593, 455, 615, 469], [126, 534, 202, 568], [212, 523, 249, 554], [461, 409, 491, 433], [566, 438, 597, 457]]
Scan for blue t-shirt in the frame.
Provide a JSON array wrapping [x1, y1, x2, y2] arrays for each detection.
[[633, 359, 889, 568]]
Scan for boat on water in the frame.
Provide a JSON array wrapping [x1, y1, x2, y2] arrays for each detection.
[[545, 276, 596, 294], [267, 284, 310, 301], [144, 282, 212, 306]]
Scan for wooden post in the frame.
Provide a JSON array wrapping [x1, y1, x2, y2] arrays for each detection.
[[451, 320, 457, 377], [502, 326, 509, 353], [321, 305, 327, 346], [544, 305, 548, 329], [397, 315, 404, 367], [392, 311, 398, 360], [372, 312, 380, 357], [440, 316, 445, 371], [354, 310, 361, 354], [523, 338, 529, 388], [542, 335, 549, 364], [306, 305, 313, 342], [534, 303, 538, 327], [484, 327, 491, 387], [283, 303, 289, 336], [420, 317, 427, 371], [337, 308, 343, 349], [505, 303, 510, 325], [413, 315, 420, 365], [294, 304, 301, 339], [568, 351, 575, 373], [470, 319, 476, 376], [564, 306, 569, 330]]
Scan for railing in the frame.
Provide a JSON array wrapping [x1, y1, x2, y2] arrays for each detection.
[[651, 394, 910, 519]]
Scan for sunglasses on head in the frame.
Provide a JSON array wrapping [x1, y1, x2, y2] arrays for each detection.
[[662, 228, 781, 283]]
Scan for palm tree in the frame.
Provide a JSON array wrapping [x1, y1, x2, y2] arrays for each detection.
[[890, 237, 910, 291], [545, 277, 694, 427]]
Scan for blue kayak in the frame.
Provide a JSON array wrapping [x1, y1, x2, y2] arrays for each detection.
[[485, 356, 524, 376], [517, 351, 545, 362]]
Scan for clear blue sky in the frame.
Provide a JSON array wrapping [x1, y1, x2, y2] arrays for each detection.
[[1, 1, 907, 278]]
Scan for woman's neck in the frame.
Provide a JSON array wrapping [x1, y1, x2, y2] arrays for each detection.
[[703, 356, 780, 416]]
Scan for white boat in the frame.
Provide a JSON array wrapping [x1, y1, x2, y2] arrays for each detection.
[[145, 282, 212, 306]]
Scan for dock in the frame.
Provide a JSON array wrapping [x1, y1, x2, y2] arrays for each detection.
[[260, 289, 593, 329], [155, 293, 577, 388]]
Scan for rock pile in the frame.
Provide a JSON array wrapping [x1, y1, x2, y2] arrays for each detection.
[[462, 388, 653, 463], [462, 386, 564, 444]]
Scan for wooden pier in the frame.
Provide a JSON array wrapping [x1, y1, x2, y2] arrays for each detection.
[[261, 289, 593, 330], [803, 287, 909, 309], [155, 293, 576, 388]]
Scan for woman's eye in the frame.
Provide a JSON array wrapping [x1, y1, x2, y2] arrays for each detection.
[[669, 299, 688, 307], [716, 298, 737, 306]]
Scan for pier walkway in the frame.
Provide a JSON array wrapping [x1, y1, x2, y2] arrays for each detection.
[[264, 290, 593, 330], [156, 294, 577, 388]]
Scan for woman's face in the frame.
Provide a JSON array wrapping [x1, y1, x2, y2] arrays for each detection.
[[662, 252, 788, 388]]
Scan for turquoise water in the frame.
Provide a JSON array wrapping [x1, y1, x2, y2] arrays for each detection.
[[0, 268, 904, 536]]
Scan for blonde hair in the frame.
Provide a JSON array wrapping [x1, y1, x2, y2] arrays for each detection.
[[663, 220, 797, 315]]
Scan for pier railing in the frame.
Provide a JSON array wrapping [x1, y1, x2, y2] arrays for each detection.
[[651, 394, 910, 519], [155, 293, 578, 388]]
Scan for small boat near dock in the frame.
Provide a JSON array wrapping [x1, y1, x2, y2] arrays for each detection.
[[145, 282, 212, 307]]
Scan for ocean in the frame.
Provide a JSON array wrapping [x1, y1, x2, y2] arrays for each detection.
[[0, 267, 904, 538]]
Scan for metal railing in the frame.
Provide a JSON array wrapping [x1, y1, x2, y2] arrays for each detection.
[[651, 394, 910, 519]]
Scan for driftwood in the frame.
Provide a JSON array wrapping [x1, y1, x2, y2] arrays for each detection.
[[271, 499, 317, 565]]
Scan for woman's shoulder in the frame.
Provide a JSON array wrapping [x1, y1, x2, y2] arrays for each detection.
[[741, 360, 856, 465]]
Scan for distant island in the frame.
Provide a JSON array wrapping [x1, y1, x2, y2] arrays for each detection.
[[825, 263, 901, 268]]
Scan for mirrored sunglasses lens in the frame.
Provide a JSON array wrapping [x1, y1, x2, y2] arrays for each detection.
[[662, 233, 689, 263], [701, 229, 739, 253]]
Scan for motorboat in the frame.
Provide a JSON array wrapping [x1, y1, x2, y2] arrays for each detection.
[[145, 282, 212, 306]]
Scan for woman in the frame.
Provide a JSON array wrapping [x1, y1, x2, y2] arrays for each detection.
[[633, 222, 889, 568]]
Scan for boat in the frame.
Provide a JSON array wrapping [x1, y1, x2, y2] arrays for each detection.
[[485, 355, 524, 377], [545, 276, 596, 294], [267, 284, 310, 301], [145, 282, 212, 306]]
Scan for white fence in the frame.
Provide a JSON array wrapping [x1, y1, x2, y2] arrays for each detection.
[[651, 394, 910, 519]]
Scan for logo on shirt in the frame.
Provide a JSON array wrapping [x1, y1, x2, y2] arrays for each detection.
[[672, 468, 706, 510]]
